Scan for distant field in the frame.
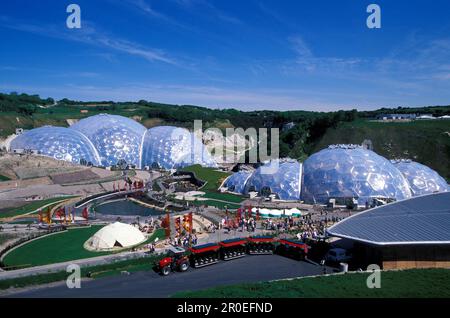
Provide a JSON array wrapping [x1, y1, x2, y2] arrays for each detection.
[[314, 119, 450, 181], [0, 197, 76, 219], [174, 268, 450, 298]]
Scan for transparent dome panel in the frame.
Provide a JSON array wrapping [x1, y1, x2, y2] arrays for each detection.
[[70, 114, 146, 167], [302, 145, 412, 205], [10, 126, 101, 166], [141, 126, 217, 169], [224, 171, 252, 194], [392, 160, 449, 196], [244, 159, 302, 201]]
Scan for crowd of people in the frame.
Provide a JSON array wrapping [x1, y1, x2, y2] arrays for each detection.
[[170, 233, 199, 248], [219, 216, 257, 233], [156, 206, 348, 250]]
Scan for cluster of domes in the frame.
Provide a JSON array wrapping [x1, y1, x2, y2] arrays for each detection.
[[10, 114, 216, 169], [224, 145, 448, 205]]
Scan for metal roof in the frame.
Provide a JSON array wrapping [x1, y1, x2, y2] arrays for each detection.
[[326, 192, 450, 246]]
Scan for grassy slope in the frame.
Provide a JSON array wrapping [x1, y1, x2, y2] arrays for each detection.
[[174, 269, 450, 298], [0, 197, 76, 219], [181, 164, 231, 192], [180, 165, 244, 207], [313, 120, 450, 181], [2, 226, 108, 268]]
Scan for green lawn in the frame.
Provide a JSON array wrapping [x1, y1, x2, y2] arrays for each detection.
[[180, 165, 245, 206], [2, 225, 108, 268], [0, 197, 76, 219], [189, 199, 241, 210], [181, 164, 231, 191], [202, 191, 245, 203], [143, 228, 166, 244], [173, 268, 450, 298], [2, 226, 166, 269]]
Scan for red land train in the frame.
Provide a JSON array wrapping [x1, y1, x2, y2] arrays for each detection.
[[157, 236, 309, 276]]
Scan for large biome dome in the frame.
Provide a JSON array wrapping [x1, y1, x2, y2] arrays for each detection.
[[70, 114, 147, 168], [9, 126, 101, 166], [301, 145, 412, 205], [223, 171, 252, 194], [140, 126, 217, 169]]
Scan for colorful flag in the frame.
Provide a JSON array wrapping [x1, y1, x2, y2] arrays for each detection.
[[82, 207, 88, 220]]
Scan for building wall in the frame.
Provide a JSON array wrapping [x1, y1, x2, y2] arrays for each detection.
[[382, 245, 450, 270], [352, 243, 450, 270]]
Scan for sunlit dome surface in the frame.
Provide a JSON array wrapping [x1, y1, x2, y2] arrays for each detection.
[[224, 171, 252, 194], [70, 114, 146, 167], [10, 126, 101, 166], [302, 145, 412, 205], [244, 159, 302, 201], [140, 126, 217, 169], [391, 159, 449, 196]]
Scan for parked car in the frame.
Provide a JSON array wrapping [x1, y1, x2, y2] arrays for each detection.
[[324, 248, 352, 263]]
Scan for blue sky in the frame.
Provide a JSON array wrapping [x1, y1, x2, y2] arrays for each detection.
[[1, 0, 450, 111]]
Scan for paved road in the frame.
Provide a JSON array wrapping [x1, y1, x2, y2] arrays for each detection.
[[7, 255, 329, 298]]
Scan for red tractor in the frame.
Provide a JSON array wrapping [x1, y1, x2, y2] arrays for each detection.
[[158, 246, 190, 276]]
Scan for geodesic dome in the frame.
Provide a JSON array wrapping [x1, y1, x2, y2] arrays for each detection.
[[70, 114, 146, 167], [302, 145, 412, 205], [223, 171, 252, 194], [10, 126, 101, 166], [391, 159, 449, 196], [10, 114, 217, 170], [85, 222, 146, 251], [244, 159, 302, 201], [140, 126, 217, 169]]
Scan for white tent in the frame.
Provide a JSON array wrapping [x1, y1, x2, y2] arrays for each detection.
[[269, 209, 283, 217], [85, 222, 146, 251], [285, 207, 302, 217]]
